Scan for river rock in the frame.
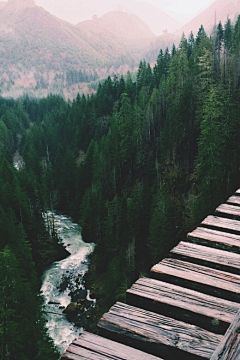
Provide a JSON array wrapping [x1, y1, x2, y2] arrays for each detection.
[[63, 302, 78, 314], [70, 289, 87, 302]]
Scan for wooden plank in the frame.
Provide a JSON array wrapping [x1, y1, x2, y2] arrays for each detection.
[[151, 258, 240, 302], [74, 331, 161, 360], [126, 277, 240, 334], [210, 311, 240, 360], [98, 302, 222, 360], [227, 196, 240, 206], [187, 227, 240, 253], [170, 241, 240, 274], [201, 216, 240, 234], [216, 204, 240, 218], [61, 347, 106, 360], [61, 331, 162, 360], [235, 189, 240, 195]]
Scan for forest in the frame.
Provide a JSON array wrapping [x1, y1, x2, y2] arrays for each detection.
[[1, 17, 240, 359]]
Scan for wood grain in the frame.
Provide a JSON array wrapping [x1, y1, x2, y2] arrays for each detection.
[[126, 277, 240, 334], [201, 216, 240, 233], [170, 241, 240, 274], [227, 196, 240, 206], [61, 331, 162, 360], [98, 302, 222, 360], [151, 258, 240, 302], [210, 311, 240, 360], [187, 227, 240, 253], [216, 204, 240, 218]]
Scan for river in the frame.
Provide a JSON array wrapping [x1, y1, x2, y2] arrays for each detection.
[[40, 211, 95, 354]]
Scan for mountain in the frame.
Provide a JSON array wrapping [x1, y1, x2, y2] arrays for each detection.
[[125, 1, 181, 35], [180, 0, 240, 37], [35, 0, 181, 35], [77, 11, 154, 40], [0, 0, 165, 98], [76, 11, 178, 69], [76, 10, 155, 61], [0, 0, 104, 76]]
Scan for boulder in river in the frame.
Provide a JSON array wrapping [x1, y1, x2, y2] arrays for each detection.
[[63, 302, 78, 315], [70, 289, 87, 302]]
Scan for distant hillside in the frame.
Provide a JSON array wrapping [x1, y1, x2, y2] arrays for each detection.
[[35, 0, 181, 35], [143, 33, 179, 63], [0, 1, 105, 68], [180, 0, 240, 37], [76, 11, 156, 63], [0, 0, 178, 98], [127, 1, 181, 35], [0, 0, 180, 98], [78, 11, 154, 40], [77, 12, 178, 70]]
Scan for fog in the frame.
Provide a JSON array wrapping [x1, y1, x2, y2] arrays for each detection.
[[35, 0, 215, 27]]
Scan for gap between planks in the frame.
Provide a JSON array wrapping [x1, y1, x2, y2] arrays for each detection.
[[98, 302, 222, 360], [151, 258, 240, 302], [187, 227, 240, 253], [170, 241, 240, 274], [126, 277, 240, 334]]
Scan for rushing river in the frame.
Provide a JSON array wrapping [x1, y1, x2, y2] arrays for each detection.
[[41, 212, 95, 354]]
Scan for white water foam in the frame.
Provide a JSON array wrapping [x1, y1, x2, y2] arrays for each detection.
[[41, 212, 95, 353]]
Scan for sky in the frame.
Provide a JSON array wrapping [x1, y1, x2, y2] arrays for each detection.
[[35, 0, 215, 25], [140, 0, 215, 14]]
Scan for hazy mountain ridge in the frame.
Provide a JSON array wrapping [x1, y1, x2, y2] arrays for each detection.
[[0, 0, 106, 69], [0, 0, 159, 97], [0, 0, 179, 98], [78, 11, 154, 40], [126, 1, 181, 35], [180, 0, 240, 36], [76, 11, 156, 63], [2, 0, 240, 98], [35, 0, 181, 34]]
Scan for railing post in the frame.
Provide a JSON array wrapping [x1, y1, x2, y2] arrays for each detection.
[[210, 310, 240, 360]]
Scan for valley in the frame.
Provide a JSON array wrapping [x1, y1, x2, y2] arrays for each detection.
[[1, 1, 240, 358]]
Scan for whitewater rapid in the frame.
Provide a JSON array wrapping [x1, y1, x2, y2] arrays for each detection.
[[41, 212, 95, 354]]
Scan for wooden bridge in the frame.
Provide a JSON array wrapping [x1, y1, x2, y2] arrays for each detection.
[[61, 189, 240, 360]]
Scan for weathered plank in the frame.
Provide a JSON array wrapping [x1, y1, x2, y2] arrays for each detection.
[[216, 203, 240, 218], [210, 311, 240, 360], [201, 215, 240, 234], [126, 277, 240, 334], [187, 227, 240, 253], [98, 302, 222, 360], [61, 331, 162, 360], [227, 196, 240, 206], [151, 258, 240, 302], [170, 241, 240, 274], [61, 348, 106, 360]]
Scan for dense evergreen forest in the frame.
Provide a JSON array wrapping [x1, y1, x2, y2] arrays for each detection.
[[1, 17, 240, 359]]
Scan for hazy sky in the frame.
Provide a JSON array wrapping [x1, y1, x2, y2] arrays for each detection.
[[141, 0, 215, 14], [36, 0, 215, 24]]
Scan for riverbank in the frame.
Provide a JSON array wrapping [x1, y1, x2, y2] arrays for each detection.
[[82, 250, 135, 333]]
